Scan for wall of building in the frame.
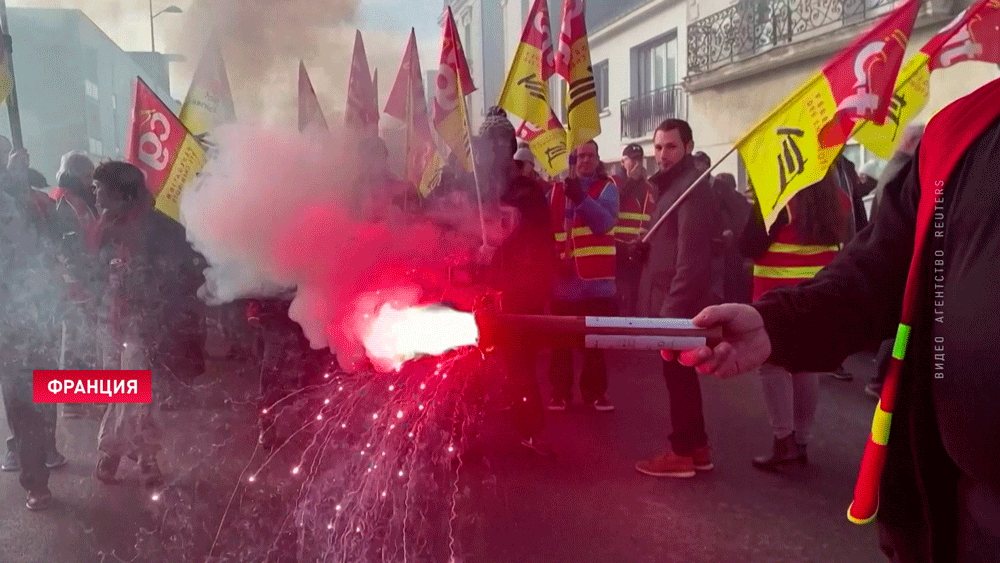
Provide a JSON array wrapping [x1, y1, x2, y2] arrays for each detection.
[[588, 0, 688, 160], [0, 8, 175, 183]]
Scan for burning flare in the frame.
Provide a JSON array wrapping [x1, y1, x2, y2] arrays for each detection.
[[361, 303, 479, 371]]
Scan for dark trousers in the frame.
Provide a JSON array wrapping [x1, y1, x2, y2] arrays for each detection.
[[502, 339, 544, 439], [548, 297, 617, 402], [662, 359, 709, 455], [616, 247, 641, 317], [1, 374, 51, 494], [873, 338, 893, 386]]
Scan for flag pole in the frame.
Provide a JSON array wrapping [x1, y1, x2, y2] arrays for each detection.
[[641, 146, 737, 243], [404, 85, 412, 215], [463, 92, 488, 245], [0, 0, 24, 150]]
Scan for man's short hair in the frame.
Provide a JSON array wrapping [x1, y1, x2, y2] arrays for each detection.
[[693, 151, 711, 167], [622, 143, 643, 160], [654, 119, 693, 146], [93, 161, 146, 202]]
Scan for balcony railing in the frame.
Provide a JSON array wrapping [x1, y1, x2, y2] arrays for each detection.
[[620, 84, 688, 139], [687, 0, 901, 76]]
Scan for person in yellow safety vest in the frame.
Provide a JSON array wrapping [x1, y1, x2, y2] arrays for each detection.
[[737, 168, 851, 472], [613, 144, 655, 316], [546, 140, 619, 412]]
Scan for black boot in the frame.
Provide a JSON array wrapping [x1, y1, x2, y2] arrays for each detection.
[[752, 433, 807, 472]]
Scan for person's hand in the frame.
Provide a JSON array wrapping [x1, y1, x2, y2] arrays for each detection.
[[661, 304, 771, 379], [475, 244, 496, 265], [564, 179, 586, 204]]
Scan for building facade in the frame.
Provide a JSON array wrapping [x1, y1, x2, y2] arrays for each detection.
[[0, 8, 175, 184]]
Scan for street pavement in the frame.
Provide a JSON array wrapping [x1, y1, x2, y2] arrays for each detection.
[[0, 338, 887, 563]]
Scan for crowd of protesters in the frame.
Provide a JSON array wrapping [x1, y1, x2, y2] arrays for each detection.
[[0, 107, 907, 514]]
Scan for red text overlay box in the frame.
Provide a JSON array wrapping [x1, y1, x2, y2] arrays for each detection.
[[33, 370, 152, 404]]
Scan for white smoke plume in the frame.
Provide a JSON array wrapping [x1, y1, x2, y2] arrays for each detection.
[[180, 123, 490, 371]]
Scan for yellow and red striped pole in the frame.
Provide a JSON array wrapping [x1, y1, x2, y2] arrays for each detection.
[[848, 322, 909, 524]]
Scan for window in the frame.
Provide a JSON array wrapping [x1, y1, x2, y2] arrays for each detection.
[[632, 31, 678, 96], [88, 138, 103, 156], [85, 80, 99, 100], [593, 60, 609, 112]]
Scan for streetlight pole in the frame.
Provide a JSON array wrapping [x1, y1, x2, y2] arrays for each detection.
[[149, 0, 154, 52], [149, 3, 182, 53]]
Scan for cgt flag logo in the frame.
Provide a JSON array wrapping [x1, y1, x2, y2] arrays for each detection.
[[33, 370, 152, 404]]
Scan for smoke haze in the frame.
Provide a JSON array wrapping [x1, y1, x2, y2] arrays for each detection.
[[180, 123, 486, 371]]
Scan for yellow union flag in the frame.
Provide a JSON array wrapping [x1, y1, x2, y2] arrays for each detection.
[[852, 53, 930, 159], [498, 0, 555, 129], [156, 135, 207, 220], [417, 149, 446, 197], [516, 109, 568, 177], [178, 34, 235, 143], [736, 74, 843, 229], [0, 44, 12, 106]]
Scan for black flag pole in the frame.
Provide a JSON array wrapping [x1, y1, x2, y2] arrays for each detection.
[[0, 0, 23, 151]]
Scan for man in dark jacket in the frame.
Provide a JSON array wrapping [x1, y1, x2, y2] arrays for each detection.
[[666, 77, 1000, 563], [633, 119, 718, 478], [0, 149, 62, 510]]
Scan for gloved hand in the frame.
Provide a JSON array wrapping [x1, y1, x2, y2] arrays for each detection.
[[629, 241, 650, 264], [564, 179, 587, 204]]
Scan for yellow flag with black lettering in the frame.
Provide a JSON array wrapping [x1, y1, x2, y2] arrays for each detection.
[[736, 74, 842, 229], [515, 108, 568, 177], [498, 0, 556, 130]]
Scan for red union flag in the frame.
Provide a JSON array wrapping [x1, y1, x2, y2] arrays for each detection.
[[924, 0, 1000, 70], [127, 77, 207, 222], [384, 29, 436, 187], [818, 0, 920, 147], [433, 8, 476, 171], [345, 30, 379, 134], [34, 370, 152, 403], [299, 61, 329, 133]]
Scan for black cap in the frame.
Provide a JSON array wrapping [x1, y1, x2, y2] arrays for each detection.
[[622, 143, 643, 160]]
